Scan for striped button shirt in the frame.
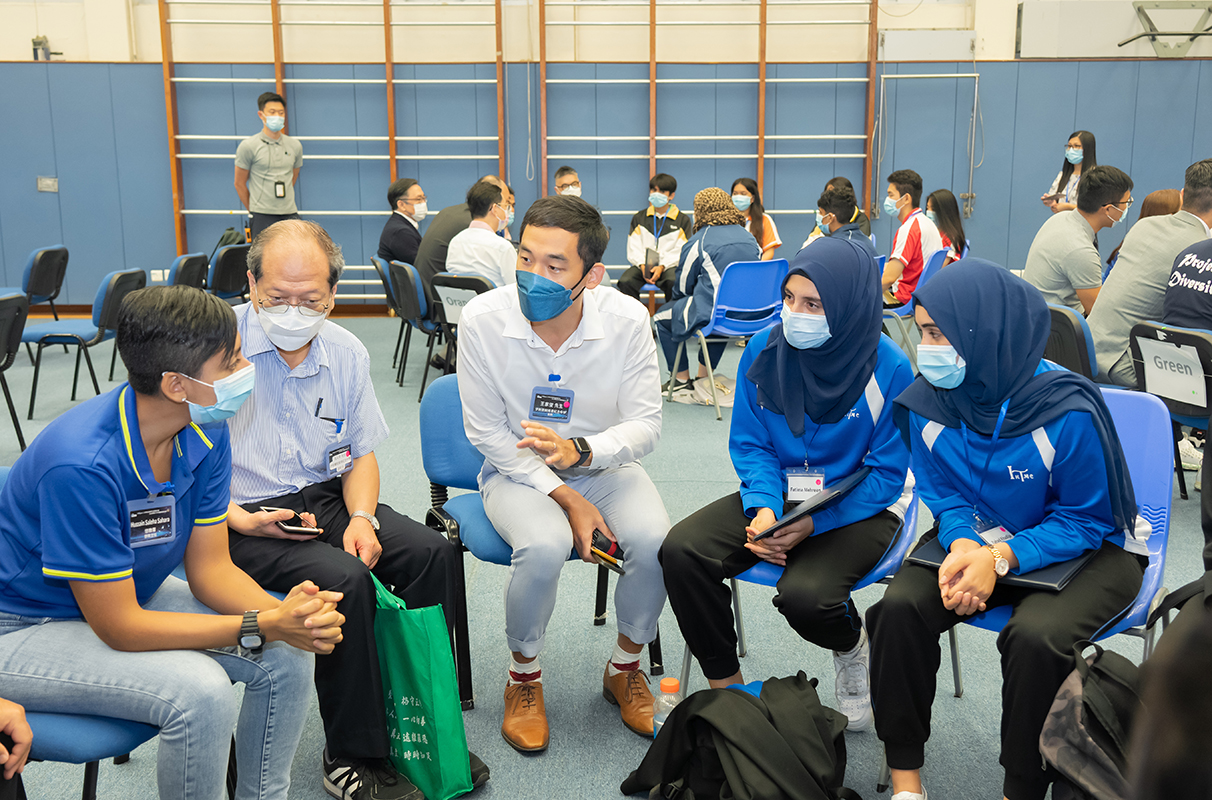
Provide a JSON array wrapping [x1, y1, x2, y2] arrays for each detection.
[[228, 303, 390, 504]]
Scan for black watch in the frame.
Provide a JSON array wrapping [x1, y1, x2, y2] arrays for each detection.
[[240, 610, 265, 654], [572, 437, 592, 467]]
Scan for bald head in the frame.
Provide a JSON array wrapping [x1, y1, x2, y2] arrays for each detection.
[[247, 219, 344, 289]]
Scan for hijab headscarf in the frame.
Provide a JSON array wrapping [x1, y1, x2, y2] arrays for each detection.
[[893, 258, 1137, 535], [746, 236, 882, 436], [693, 187, 746, 232]]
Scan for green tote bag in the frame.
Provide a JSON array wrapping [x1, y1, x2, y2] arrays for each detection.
[[372, 575, 472, 800]]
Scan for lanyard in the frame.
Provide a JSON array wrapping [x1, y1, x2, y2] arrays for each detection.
[[654, 213, 668, 241], [800, 422, 825, 469], [959, 400, 1009, 512]]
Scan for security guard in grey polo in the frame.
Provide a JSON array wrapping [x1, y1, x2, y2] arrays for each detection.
[[235, 92, 304, 241]]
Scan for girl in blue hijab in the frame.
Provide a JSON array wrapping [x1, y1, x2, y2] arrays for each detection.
[[660, 237, 914, 733], [867, 260, 1147, 800]]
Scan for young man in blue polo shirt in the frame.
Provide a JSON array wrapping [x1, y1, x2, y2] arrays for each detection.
[[0, 285, 344, 800]]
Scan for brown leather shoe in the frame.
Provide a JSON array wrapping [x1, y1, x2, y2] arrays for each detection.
[[501, 681, 549, 753], [602, 666, 655, 737]]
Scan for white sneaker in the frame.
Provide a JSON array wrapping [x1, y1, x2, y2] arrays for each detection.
[[833, 624, 873, 732], [890, 791, 927, 800], [1179, 437, 1203, 471]]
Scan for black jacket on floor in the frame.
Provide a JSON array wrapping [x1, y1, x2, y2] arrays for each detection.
[[620, 672, 859, 800]]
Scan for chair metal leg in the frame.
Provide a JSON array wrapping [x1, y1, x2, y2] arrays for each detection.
[[71, 345, 83, 401], [417, 330, 438, 401], [668, 341, 686, 401], [24, 342, 34, 366], [109, 341, 118, 381], [594, 564, 609, 626], [948, 626, 964, 698], [82, 346, 101, 396], [82, 759, 100, 800], [396, 325, 413, 386], [1174, 423, 1189, 500], [114, 753, 130, 765], [680, 642, 693, 693], [697, 330, 722, 421], [731, 577, 747, 659], [1, 375, 26, 451], [877, 750, 892, 793], [27, 344, 44, 420], [392, 318, 405, 369], [648, 629, 664, 677], [451, 542, 474, 710]]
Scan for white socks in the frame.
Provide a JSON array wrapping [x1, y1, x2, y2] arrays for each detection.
[[507, 654, 541, 685], [606, 642, 642, 676]]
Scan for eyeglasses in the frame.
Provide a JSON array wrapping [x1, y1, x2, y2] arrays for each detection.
[[256, 293, 331, 318], [405, 194, 427, 204], [556, 181, 581, 189], [1108, 198, 1135, 213]]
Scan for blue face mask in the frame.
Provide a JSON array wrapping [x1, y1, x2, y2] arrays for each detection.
[[780, 304, 831, 350], [732, 194, 752, 212], [815, 211, 830, 236], [516, 269, 589, 322], [917, 344, 967, 389], [178, 364, 256, 424], [264, 115, 285, 132], [883, 195, 902, 217], [506, 207, 515, 227], [649, 192, 669, 209], [1065, 147, 1083, 165], [925, 210, 938, 224]]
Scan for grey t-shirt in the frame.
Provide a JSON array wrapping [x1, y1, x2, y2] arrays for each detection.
[[235, 132, 303, 215], [1087, 211, 1211, 386], [1022, 210, 1102, 313]]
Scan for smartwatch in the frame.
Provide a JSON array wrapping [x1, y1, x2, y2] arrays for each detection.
[[986, 545, 1010, 578], [572, 437, 592, 467], [240, 610, 265, 654], [351, 510, 380, 531]]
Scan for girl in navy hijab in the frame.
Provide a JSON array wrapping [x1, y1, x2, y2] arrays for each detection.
[[867, 260, 1147, 800], [660, 237, 914, 732]]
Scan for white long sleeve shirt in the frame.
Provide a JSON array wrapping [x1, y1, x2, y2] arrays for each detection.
[[457, 284, 662, 495]]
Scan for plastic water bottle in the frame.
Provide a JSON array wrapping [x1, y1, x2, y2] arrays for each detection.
[[652, 677, 683, 737]]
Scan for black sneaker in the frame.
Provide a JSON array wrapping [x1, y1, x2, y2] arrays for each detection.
[[322, 749, 423, 800], [469, 751, 489, 789]]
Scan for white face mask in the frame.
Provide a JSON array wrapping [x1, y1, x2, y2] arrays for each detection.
[[559, 185, 582, 198], [409, 201, 428, 222], [253, 287, 329, 352]]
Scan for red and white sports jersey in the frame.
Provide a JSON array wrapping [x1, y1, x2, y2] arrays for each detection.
[[890, 209, 944, 304]]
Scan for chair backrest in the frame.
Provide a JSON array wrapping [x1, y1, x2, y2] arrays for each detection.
[[209, 244, 252, 297], [1128, 321, 1212, 422], [0, 294, 30, 371], [390, 261, 426, 322], [430, 272, 494, 328], [94, 270, 148, 332], [170, 253, 209, 289], [1098, 387, 1172, 637], [1044, 304, 1096, 379], [370, 257, 400, 315], [24, 245, 69, 301], [419, 374, 485, 492], [704, 258, 790, 337], [889, 247, 949, 319]]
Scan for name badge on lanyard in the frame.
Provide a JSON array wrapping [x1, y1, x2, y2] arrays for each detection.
[[128, 495, 177, 549], [530, 374, 574, 424], [971, 511, 1014, 546], [785, 467, 825, 502], [326, 439, 353, 478]]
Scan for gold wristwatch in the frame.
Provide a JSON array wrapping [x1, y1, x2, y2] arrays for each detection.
[[986, 544, 1010, 578]]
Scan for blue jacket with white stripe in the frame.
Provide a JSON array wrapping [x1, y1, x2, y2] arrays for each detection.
[[907, 360, 1141, 573], [655, 223, 760, 341], [729, 328, 914, 535]]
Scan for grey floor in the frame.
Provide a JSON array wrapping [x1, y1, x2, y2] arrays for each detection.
[[6, 315, 1205, 800]]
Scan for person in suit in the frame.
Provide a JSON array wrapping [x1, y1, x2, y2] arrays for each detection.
[[377, 178, 427, 267]]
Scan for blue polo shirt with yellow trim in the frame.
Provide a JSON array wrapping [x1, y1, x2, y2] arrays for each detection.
[[0, 384, 232, 618]]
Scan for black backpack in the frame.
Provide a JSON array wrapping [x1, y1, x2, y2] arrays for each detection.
[[621, 672, 861, 800], [209, 226, 247, 261], [1039, 641, 1143, 800]]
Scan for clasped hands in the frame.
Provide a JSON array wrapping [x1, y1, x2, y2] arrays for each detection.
[[743, 507, 814, 567], [263, 580, 346, 654], [938, 538, 998, 616]]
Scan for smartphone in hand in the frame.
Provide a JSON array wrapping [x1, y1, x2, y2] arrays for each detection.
[[590, 529, 625, 574], [260, 506, 321, 535]]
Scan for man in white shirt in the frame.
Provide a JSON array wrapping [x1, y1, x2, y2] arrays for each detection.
[[457, 195, 669, 753], [446, 181, 518, 287]]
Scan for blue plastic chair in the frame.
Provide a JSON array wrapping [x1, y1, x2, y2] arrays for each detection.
[[1044, 303, 1097, 379], [679, 491, 920, 690], [881, 247, 949, 370], [641, 281, 664, 315], [388, 261, 443, 399], [1102, 252, 1119, 283], [665, 258, 790, 420], [419, 374, 664, 709], [0, 245, 69, 322], [208, 244, 251, 303], [945, 387, 1173, 697], [168, 253, 209, 290], [20, 269, 146, 420], [0, 467, 160, 800]]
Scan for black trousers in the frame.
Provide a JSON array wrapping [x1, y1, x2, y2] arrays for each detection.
[[617, 265, 675, 302], [867, 529, 1144, 800], [249, 212, 301, 241], [0, 732, 24, 800], [660, 492, 900, 680], [228, 478, 457, 760]]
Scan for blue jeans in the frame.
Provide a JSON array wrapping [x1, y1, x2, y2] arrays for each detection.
[[0, 576, 314, 800]]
